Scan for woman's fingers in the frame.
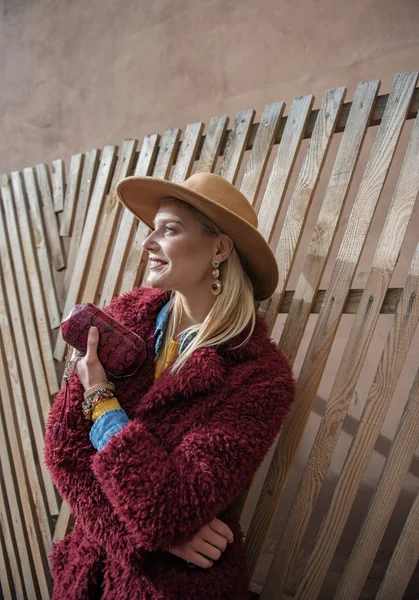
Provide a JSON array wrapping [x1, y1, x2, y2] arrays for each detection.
[[208, 517, 234, 544], [86, 327, 99, 362]]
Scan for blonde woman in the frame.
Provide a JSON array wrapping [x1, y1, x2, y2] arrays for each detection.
[[44, 173, 296, 600]]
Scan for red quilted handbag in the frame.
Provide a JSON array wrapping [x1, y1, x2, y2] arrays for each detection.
[[60, 303, 147, 378]]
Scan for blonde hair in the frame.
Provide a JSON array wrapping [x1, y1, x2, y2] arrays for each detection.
[[158, 199, 256, 373]]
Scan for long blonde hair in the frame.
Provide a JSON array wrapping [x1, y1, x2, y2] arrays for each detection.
[[158, 199, 256, 373]]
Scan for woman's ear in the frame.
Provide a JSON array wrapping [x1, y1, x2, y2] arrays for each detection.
[[214, 234, 234, 264]]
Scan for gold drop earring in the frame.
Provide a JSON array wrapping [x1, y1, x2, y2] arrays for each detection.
[[211, 260, 222, 296]]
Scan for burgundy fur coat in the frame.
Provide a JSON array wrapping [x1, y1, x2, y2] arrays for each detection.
[[44, 287, 296, 600]]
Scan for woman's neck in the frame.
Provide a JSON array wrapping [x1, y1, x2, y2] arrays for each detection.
[[174, 290, 216, 335]]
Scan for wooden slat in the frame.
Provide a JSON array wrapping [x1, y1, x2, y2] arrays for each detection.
[[53, 501, 73, 545], [51, 159, 65, 213], [335, 368, 419, 599], [54, 145, 118, 361], [219, 109, 255, 184], [63, 149, 100, 295], [257, 95, 313, 241], [258, 86, 346, 329], [0, 277, 52, 598], [100, 134, 159, 307], [0, 452, 26, 599], [291, 109, 419, 600], [217, 83, 419, 157], [171, 122, 204, 183], [196, 116, 229, 173], [22, 168, 61, 329], [81, 139, 138, 304], [278, 80, 380, 363], [376, 487, 419, 600], [119, 129, 181, 295], [35, 163, 66, 271], [252, 71, 419, 595], [0, 524, 14, 600], [0, 194, 59, 515], [240, 102, 285, 209], [59, 153, 83, 236], [2, 174, 59, 395]]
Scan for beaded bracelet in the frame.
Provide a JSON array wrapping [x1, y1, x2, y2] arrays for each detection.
[[84, 381, 115, 402], [82, 386, 115, 420]]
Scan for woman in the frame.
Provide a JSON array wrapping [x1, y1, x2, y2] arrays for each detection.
[[44, 172, 296, 599]]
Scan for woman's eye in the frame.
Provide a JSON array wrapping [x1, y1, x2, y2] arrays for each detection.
[[165, 226, 175, 233]]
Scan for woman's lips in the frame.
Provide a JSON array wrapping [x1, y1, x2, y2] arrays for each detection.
[[149, 258, 167, 270]]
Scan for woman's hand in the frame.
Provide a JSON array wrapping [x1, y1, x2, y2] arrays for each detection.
[[71, 327, 107, 390], [165, 517, 234, 568]]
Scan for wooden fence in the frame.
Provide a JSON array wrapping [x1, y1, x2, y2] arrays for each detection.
[[0, 70, 418, 599]]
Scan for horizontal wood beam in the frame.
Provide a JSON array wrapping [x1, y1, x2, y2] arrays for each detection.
[[278, 287, 403, 315]]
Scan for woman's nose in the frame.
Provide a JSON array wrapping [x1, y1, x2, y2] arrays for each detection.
[[143, 230, 159, 252]]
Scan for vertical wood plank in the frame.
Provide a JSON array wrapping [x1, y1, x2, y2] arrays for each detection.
[[100, 134, 159, 307], [51, 159, 65, 213], [376, 488, 419, 600], [59, 153, 83, 236], [2, 174, 59, 395], [0, 278, 52, 598], [292, 110, 419, 600], [54, 145, 118, 361], [81, 139, 138, 304], [35, 163, 66, 271], [23, 167, 61, 329], [259, 87, 346, 329], [63, 149, 100, 295], [278, 80, 380, 364], [240, 102, 285, 208], [219, 109, 255, 184], [256, 70, 418, 598], [119, 129, 181, 295], [171, 122, 204, 183], [196, 116, 229, 173], [0, 197, 59, 515], [335, 368, 419, 599], [257, 95, 314, 241], [0, 453, 26, 599]]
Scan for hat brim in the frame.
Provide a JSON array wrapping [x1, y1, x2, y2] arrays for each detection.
[[116, 176, 278, 301]]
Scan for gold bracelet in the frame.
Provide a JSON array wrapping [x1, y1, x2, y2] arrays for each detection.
[[83, 381, 115, 402]]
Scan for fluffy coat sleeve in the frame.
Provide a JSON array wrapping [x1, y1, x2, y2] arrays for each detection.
[[91, 355, 295, 552]]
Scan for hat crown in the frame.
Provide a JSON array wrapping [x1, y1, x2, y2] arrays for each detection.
[[182, 173, 258, 228]]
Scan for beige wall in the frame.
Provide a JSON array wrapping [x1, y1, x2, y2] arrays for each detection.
[[1, 0, 418, 597], [1, 0, 418, 174]]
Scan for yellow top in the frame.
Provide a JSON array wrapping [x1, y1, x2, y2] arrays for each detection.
[[92, 339, 180, 421], [154, 339, 180, 380]]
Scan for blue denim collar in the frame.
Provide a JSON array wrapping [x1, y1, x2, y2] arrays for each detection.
[[154, 299, 197, 360]]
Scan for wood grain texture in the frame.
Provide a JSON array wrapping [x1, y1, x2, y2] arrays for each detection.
[[23, 167, 61, 329], [35, 163, 66, 271], [63, 149, 100, 296], [219, 109, 255, 184], [196, 116, 229, 173], [292, 108, 419, 600], [257, 95, 313, 242], [81, 139, 138, 304], [54, 145, 118, 361], [258, 87, 346, 330], [100, 134, 159, 307], [240, 102, 284, 209], [171, 122, 204, 183], [51, 159, 65, 213], [253, 71, 419, 596], [3, 173, 59, 395], [335, 367, 419, 599], [376, 486, 419, 600], [278, 80, 380, 364], [59, 153, 83, 236]]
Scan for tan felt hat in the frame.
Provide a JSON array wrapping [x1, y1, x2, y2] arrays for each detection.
[[115, 172, 278, 301]]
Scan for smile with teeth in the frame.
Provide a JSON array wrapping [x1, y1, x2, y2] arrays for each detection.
[[149, 258, 167, 270]]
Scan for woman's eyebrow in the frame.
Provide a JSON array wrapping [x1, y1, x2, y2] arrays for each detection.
[[153, 216, 184, 227]]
